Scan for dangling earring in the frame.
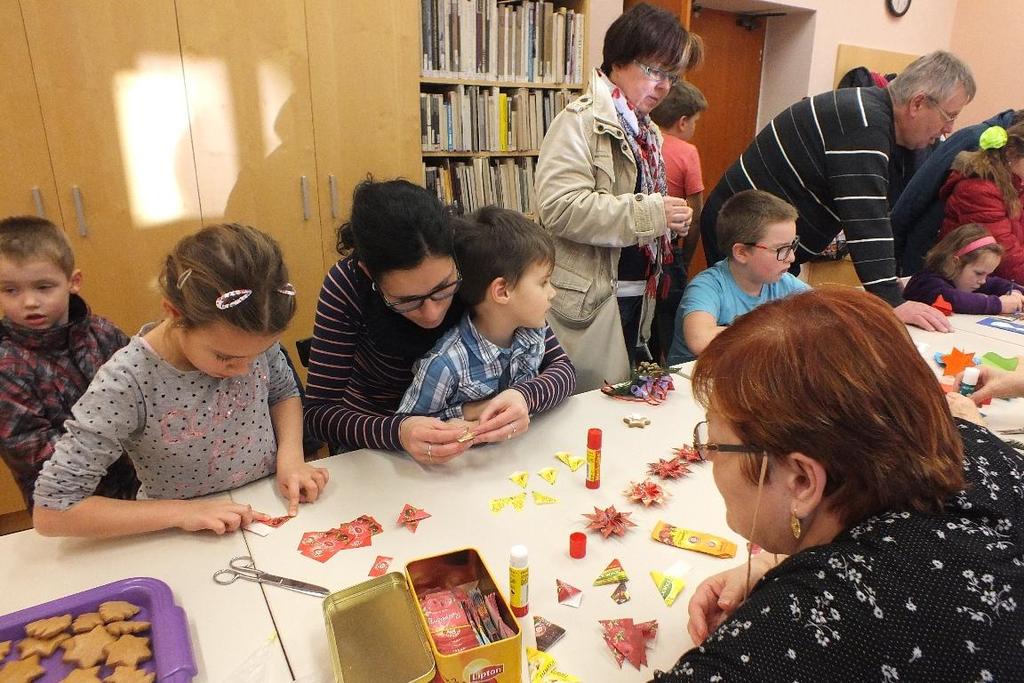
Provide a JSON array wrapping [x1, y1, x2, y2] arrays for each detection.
[[790, 509, 802, 539]]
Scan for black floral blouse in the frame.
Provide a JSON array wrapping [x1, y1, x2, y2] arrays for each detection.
[[654, 420, 1023, 682]]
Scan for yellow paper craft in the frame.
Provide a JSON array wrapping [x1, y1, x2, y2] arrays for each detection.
[[489, 497, 511, 513], [538, 467, 558, 485], [527, 647, 580, 683], [509, 492, 527, 511], [532, 491, 559, 505], [555, 451, 584, 472], [650, 570, 686, 606], [509, 471, 530, 488]]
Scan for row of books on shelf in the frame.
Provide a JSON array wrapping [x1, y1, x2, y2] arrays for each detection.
[[424, 157, 536, 216], [421, 0, 585, 85], [420, 85, 576, 152]]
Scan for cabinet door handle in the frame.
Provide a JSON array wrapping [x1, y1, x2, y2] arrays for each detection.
[[300, 175, 311, 221], [71, 186, 88, 236], [31, 187, 45, 218], [328, 174, 340, 220]]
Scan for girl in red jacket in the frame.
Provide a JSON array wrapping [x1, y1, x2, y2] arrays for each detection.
[[940, 123, 1024, 281]]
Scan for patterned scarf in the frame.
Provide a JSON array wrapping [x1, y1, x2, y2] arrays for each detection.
[[602, 71, 673, 298]]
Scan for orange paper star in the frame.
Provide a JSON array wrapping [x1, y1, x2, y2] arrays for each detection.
[[931, 294, 953, 316], [941, 347, 976, 377]]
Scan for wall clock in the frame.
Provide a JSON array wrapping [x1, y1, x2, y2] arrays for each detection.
[[887, 0, 911, 17]]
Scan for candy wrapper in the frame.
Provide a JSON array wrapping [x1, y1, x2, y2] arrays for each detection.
[[582, 506, 637, 538], [397, 504, 430, 532], [610, 581, 630, 604], [601, 361, 675, 405], [533, 616, 566, 652], [298, 514, 382, 562], [593, 559, 628, 586], [651, 520, 737, 558], [623, 479, 670, 507], [647, 456, 691, 480]]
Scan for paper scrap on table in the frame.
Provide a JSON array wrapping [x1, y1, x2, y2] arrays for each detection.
[[555, 451, 584, 472], [537, 467, 558, 485], [594, 559, 628, 586], [556, 579, 583, 608], [397, 504, 430, 532], [368, 555, 393, 577], [532, 490, 558, 505], [298, 514, 382, 562], [243, 514, 292, 536], [509, 492, 527, 511], [611, 580, 630, 604], [509, 471, 530, 488], [527, 647, 580, 683], [599, 618, 658, 670], [650, 560, 691, 606], [533, 616, 566, 652]]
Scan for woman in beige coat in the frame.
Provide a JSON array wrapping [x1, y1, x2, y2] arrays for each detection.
[[535, 3, 702, 392]]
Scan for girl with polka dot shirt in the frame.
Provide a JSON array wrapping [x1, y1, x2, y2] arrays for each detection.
[[33, 224, 328, 538]]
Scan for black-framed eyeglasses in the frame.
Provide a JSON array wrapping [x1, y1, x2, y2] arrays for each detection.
[[926, 96, 958, 125], [692, 421, 760, 461], [372, 267, 462, 313], [742, 236, 800, 262], [634, 60, 681, 86]]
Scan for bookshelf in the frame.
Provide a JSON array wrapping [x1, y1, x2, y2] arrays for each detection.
[[418, 0, 590, 216]]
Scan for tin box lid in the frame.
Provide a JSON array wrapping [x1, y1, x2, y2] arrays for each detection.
[[323, 572, 436, 683]]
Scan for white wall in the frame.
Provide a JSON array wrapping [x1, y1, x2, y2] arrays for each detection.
[[588, 0, 623, 75], [949, 0, 1024, 127]]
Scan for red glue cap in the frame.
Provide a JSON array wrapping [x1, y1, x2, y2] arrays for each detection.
[[587, 428, 602, 449], [569, 531, 587, 559]]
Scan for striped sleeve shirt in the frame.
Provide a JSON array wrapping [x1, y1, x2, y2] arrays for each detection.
[[303, 258, 577, 452], [713, 87, 903, 305]]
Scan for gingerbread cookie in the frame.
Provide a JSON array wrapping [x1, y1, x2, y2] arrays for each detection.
[[97, 602, 139, 623], [71, 613, 105, 634], [62, 626, 115, 669], [104, 621, 149, 636], [0, 654, 44, 683], [104, 635, 151, 669], [60, 666, 102, 683], [0, 641, 9, 659], [24, 614, 71, 639], [103, 667, 154, 683], [17, 632, 70, 658]]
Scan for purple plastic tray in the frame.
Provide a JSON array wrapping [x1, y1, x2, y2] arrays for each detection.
[[0, 577, 196, 682]]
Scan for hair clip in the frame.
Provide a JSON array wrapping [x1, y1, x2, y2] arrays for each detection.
[[277, 283, 296, 296], [215, 289, 253, 310], [176, 268, 193, 289], [979, 125, 1008, 151]]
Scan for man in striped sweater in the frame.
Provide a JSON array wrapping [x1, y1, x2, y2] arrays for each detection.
[[699, 51, 975, 331]]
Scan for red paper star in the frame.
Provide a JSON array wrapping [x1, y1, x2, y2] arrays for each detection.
[[941, 347, 976, 377], [672, 444, 702, 463], [647, 457, 691, 480], [623, 479, 670, 507], [582, 505, 637, 538]]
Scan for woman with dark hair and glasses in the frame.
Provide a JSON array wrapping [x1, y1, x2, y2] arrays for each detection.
[[534, 3, 703, 392], [303, 179, 575, 464], [653, 287, 1023, 681]]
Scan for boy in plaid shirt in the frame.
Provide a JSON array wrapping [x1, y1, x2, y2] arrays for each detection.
[[398, 207, 572, 421], [0, 216, 138, 507]]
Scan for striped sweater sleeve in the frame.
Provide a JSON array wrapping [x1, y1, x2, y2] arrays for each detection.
[[510, 324, 576, 413], [302, 262, 405, 451]]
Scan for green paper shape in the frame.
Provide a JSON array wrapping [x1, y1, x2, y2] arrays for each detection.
[[981, 352, 1019, 372]]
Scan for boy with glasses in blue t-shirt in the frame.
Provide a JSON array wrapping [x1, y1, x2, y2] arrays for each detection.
[[667, 190, 809, 364]]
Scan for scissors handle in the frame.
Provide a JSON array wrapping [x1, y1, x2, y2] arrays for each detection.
[[213, 568, 246, 585]]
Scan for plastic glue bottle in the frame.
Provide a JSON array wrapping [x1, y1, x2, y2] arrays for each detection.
[[960, 366, 980, 396], [509, 545, 529, 617]]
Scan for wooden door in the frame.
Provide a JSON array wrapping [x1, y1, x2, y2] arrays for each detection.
[[175, 0, 325, 372], [685, 8, 765, 274], [305, 0, 422, 269], [21, 0, 203, 334], [0, 0, 58, 221]]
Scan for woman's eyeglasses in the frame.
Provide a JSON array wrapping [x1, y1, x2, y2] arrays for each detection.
[[373, 269, 462, 313], [634, 60, 681, 86], [741, 236, 801, 261], [692, 420, 760, 461]]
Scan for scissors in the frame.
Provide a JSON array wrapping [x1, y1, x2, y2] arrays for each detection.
[[213, 556, 330, 598]]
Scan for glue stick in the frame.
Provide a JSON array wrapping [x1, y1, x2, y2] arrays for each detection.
[[586, 427, 602, 489], [960, 366, 980, 396], [509, 545, 529, 617]]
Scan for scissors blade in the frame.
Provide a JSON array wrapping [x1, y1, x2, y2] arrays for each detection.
[[260, 573, 331, 598]]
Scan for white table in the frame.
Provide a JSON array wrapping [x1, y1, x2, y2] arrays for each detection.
[[947, 312, 1024, 347], [0, 498, 292, 683], [231, 383, 735, 682]]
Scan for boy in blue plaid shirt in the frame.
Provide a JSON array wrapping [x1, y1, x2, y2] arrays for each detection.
[[398, 207, 562, 421]]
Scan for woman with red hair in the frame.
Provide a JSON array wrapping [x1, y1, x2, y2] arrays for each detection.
[[654, 288, 1023, 681]]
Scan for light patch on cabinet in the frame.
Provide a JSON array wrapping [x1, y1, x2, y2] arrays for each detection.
[[258, 61, 292, 157], [180, 57, 239, 220]]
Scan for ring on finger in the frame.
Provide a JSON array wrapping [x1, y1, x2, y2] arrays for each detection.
[[426, 442, 433, 463]]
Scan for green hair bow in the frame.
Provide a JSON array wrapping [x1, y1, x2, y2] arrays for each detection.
[[979, 125, 1008, 151]]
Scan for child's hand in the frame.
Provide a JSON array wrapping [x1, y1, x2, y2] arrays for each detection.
[[998, 293, 1023, 314], [175, 499, 263, 534], [399, 416, 472, 465], [472, 390, 530, 444], [276, 462, 330, 516]]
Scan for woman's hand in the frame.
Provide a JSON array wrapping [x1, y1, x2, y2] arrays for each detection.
[[687, 555, 779, 645], [663, 196, 693, 237], [970, 362, 1024, 404], [276, 461, 330, 515], [174, 499, 263, 535], [470, 390, 530, 444], [400, 416, 473, 465], [945, 392, 986, 426]]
